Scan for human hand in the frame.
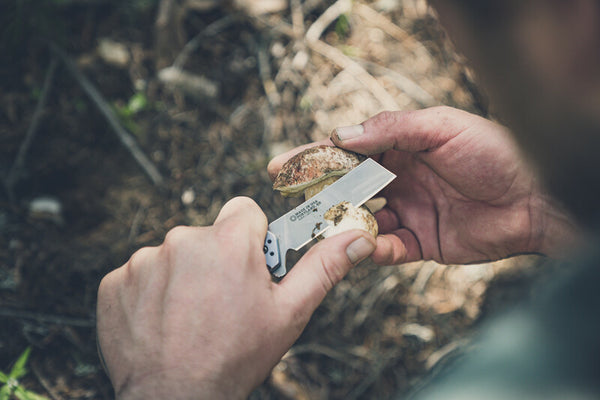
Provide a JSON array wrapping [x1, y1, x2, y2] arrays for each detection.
[[96, 197, 375, 399], [269, 107, 579, 266]]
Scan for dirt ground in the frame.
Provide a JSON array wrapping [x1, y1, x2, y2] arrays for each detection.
[[1, 1, 546, 398]]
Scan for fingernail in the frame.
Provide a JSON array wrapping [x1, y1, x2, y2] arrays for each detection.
[[346, 237, 375, 264], [335, 124, 364, 141]]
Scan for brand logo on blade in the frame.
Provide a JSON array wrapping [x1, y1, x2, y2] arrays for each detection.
[[289, 199, 322, 222]]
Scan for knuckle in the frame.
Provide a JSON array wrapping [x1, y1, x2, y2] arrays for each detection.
[[161, 226, 197, 259], [97, 270, 118, 300], [229, 196, 265, 219], [219, 197, 267, 235], [373, 110, 400, 128], [163, 225, 191, 247], [122, 246, 154, 284], [160, 225, 202, 265]]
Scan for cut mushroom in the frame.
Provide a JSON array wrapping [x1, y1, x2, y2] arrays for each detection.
[[323, 201, 378, 238], [273, 145, 379, 238], [273, 145, 365, 199]]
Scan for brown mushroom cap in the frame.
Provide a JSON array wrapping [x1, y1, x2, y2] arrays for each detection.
[[273, 145, 365, 197]]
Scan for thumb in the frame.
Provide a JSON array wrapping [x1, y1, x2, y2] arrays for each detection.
[[330, 106, 473, 155], [277, 230, 376, 314]]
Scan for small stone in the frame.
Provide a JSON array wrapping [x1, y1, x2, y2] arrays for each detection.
[[401, 323, 435, 343], [97, 38, 130, 68], [29, 196, 63, 224], [181, 188, 196, 206]]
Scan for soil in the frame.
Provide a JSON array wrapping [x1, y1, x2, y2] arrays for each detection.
[[0, 1, 544, 398]]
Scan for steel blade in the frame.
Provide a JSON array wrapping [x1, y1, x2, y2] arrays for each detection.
[[269, 158, 396, 256]]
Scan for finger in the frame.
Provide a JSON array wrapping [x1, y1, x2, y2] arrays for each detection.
[[213, 196, 268, 236], [371, 229, 423, 265], [277, 230, 376, 316], [267, 139, 334, 181], [330, 106, 479, 155], [374, 208, 400, 234], [370, 234, 406, 265]]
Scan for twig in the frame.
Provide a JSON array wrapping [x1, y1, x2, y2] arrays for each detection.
[[304, 0, 352, 43], [425, 338, 470, 370], [257, 42, 281, 107], [290, 0, 305, 39], [345, 350, 402, 400], [353, 2, 431, 58], [285, 343, 371, 369], [352, 270, 400, 328], [412, 261, 439, 294], [356, 58, 436, 106], [5, 58, 58, 202], [49, 43, 165, 188], [308, 40, 399, 110], [158, 67, 219, 99], [251, 14, 295, 37], [0, 306, 94, 327], [172, 15, 235, 69], [31, 362, 64, 400], [303, 0, 399, 110], [128, 205, 146, 243]]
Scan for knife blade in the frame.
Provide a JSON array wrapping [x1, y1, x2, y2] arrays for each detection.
[[264, 158, 396, 278]]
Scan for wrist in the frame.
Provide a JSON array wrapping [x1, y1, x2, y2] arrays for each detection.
[[114, 367, 247, 400], [531, 194, 582, 257]]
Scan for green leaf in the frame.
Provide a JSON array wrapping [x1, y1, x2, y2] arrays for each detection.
[[0, 371, 8, 383], [127, 92, 148, 114], [0, 384, 12, 400], [335, 13, 351, 38], [15, 387, 49, 400], [10, 348, 31, 379], [23, 390, 49, 400], [13, 386, 27, 400]]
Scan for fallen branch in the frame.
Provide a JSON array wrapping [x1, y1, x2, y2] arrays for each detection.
[[290, 0, 305, 39], [308, 39, 399, 110], [285, 343, 372, 368], [31, 362, 64, 400], [356, 58, 436, 106], [5, 58, 58, 202], [303, 0, 399, 110], [346, 350, 402, 400], [49, 43, 165, 188], [172, 15, 235, 69], [257, 43, 280, 107], [412, 261, 440, 294], [158, 66, 219, 99], [353, 1, 431, 58], [0, 306, 94, 327]]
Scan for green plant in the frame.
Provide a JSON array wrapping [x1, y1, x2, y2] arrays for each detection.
[[114, 92, 149, 134], [335, 13, 351, 39], [0, 348, 48, 400]]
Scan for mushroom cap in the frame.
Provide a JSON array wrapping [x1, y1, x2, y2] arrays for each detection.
[[273, 145, 365, 197]]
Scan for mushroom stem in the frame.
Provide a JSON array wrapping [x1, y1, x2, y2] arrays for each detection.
[[303, 176, 339, 200]]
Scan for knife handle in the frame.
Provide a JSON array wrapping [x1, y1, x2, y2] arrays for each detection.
[[264, 231, 281, 272]]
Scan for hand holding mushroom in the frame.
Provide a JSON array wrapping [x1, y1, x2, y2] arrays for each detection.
[[269, 107, 580, 266]]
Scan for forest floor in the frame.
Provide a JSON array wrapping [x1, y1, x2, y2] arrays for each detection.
[[0, 1, 547, 398]]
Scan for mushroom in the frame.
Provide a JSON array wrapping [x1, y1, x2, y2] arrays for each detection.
[[273, 145, 365, 199], [273, 145, 380, 238], [323, 201, 378, 238]]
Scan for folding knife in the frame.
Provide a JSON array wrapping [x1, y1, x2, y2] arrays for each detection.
[[264, 158, 396, 278]]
